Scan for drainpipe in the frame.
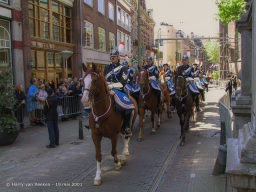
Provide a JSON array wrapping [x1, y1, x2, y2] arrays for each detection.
[[80, 0, 84, 69]]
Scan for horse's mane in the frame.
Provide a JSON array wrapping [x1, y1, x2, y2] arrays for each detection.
[[91, 63, 109, 95]]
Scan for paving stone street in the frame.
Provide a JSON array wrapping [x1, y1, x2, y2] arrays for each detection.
[[0, 85, 235, 192]]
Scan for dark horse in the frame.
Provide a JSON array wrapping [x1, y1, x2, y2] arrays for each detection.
[[81, 63, 138, 185], [135, 68, 163, 142], [175, 68, 196, 146]]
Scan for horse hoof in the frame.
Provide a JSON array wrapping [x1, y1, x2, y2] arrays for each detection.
[[137, 138, 142, 142], [125, 151, 130, 156], [157, 124, 160, 128], [150, 131, 156, 134], [94, 180, 102, 186], [115, 164, 121, 171], [121, 160, 126, 166]]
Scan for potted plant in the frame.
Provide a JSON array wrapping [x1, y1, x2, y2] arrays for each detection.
[[0, 68, 19, 146]]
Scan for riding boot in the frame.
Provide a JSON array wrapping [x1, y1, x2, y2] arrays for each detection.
[[123, 112, 132, 136], [202, 90, 205, 101], [170, 97, 175, 111], [195, 96, 201, 112]]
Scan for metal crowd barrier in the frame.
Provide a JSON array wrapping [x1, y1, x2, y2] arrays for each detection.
[[219, 93, 232, 138], [15, 96, 84, 126]]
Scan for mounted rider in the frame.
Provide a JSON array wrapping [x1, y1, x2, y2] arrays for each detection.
[[190, 62, 205, 105], [103, 48, 133, 136], [146, 56, 162, 109], [177, 55, 201, 112]]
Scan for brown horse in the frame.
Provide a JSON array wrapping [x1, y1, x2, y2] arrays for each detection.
[[159, 72, 172, 119], [135, 68, 162, 142], [81, 63, 138, 185], [175, 68, 196, 146]]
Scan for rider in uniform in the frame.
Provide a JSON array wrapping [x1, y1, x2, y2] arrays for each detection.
[[146, 56, 162, 109], [103, 49, 133, 136], [162, 63, 175, 111], [189, 62, 204, 111], [177, 56, 201, 112]]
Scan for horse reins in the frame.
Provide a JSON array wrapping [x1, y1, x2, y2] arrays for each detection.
[[176, 76, 188, 101]]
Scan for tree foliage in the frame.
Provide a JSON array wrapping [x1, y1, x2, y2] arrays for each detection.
[[215, 0, 247, 24], [204, 40, 220, 63]]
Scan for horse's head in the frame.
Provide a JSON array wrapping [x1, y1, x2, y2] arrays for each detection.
[[175, 73, 187, 100], [81, 63, 107, 107], [137, 68, 149, 88]]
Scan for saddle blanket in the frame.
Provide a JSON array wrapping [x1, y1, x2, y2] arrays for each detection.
[[150, 80, 161, 92], [170, 90, 176, 96], [195, 81, 204, 90], [167, 81, 174, 92], [111, 89, 135, 111], [188, 82, 200, 95], [124, 84, 141, 93]]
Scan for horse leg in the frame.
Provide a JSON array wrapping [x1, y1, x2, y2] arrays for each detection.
[[167, 96, 172, 119], [157, 109, 161, 128], [137, 108, 145, 142], [111, 134, 121, 171], [151, 111, 156, 133], [121, 135, 130, 165], [178, 112, 186, 146], [92, 135, 102, 185]]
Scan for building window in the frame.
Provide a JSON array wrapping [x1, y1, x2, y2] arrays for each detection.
[[122, 33, 125, 50], [47, 52, 54, 68], [117, 30, 121, 46], [0, 0, 8, 4], [126, 35, 130, 51], [28, 0, 72, 43], [98, 0, 105, 15], [98, 27, 105, 51], [109, 32, 115, 52], [84, 0, 93, 7], [117, 7, 121, 21], [108, 2, 114, 21], [85, 21, 94, 48], [0, 20, 11, 67]]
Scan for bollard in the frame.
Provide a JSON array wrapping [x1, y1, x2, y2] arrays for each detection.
[[220, 120, 226, 145], [79, 118, 84, 140]]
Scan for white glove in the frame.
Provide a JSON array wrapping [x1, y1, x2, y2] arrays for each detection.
[[186, 77, 194, 82], [149, 76, 156, 81], [107, 82, 123, 90], [165, 77, 170, 81]]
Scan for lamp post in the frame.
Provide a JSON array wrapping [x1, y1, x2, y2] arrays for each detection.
[[137, 0, 142, 67], [59, 50, 73, 77]]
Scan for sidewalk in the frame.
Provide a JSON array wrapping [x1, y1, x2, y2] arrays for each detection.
[[156, 85, 235, 192]]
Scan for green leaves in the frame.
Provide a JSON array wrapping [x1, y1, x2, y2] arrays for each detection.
[[204, 40, 220, 63], [212, 70, 219, 80], [0, 68, 17, 134], [215, 0, 247, 24]]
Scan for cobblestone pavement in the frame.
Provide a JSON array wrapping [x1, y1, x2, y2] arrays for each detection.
[[157, 86, 235, 192], [0, 86, 235, 192]]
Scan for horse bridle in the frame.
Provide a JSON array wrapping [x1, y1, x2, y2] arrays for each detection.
[[176, 76, 188, 99], [84, 72, 108, 105]]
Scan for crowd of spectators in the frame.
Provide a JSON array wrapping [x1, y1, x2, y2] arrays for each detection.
[[14, 77, 87, 130]]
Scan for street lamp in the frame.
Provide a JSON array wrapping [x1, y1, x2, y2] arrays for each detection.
[[59, 50, 73, 77]]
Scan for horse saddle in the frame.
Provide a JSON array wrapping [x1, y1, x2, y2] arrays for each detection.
[[110, 88, 135, 114], [188, 82, 200, 95], [149, 79, 162, 92]]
